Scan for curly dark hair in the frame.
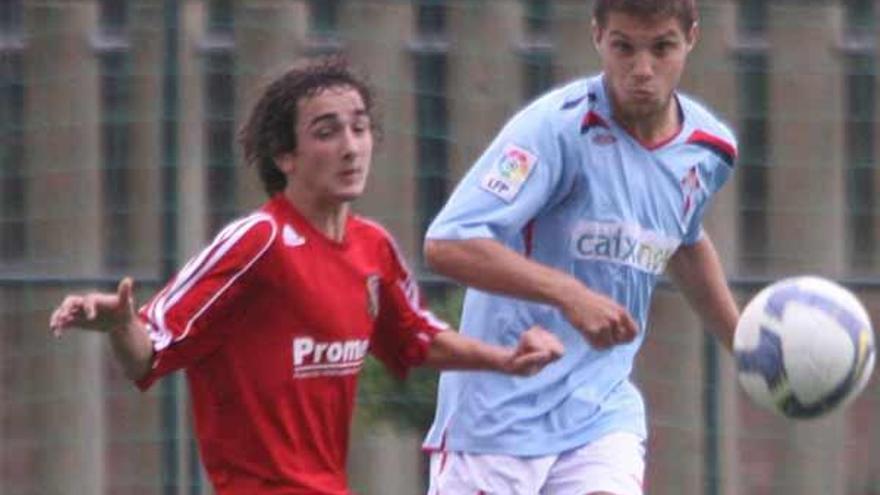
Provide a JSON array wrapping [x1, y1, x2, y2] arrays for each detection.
[[238, 56, 378, 196], [593, 0, 698, 33]]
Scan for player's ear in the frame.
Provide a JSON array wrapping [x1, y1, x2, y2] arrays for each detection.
[[274, 152, 296, 175], [685, 21, 700, 52], [591, 18, 603, 50]]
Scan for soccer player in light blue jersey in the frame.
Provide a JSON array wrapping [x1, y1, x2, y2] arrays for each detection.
[[422, 1, 741, 494]]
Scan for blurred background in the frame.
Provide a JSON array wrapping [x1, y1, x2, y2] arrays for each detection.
[[2, 0, 880, 494]]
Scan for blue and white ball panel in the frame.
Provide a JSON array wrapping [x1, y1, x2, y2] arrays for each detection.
[[734, 276, 875, 418]]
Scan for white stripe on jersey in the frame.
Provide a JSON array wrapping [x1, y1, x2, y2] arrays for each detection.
[[146, 213, 277, 348], [148, 215, 259, 332], [160, 214, 271, 313]]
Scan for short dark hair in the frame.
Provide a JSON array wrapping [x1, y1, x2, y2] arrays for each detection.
[[238, 56, 378, 196], [592, 0, 698, 33]]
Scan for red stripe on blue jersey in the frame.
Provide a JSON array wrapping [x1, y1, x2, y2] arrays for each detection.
[[686, 129, 737, 167], [580, 111, 609, 134], [523, 220, 535, 257]]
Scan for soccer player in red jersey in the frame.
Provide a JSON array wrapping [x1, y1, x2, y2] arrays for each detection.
[[48, 57, 564, 495]]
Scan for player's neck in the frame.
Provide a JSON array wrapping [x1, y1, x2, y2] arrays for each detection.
[[283, 189, 349, 242], [613, 98, 681, 148]]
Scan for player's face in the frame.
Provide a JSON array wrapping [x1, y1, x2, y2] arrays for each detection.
[[281, 86, 373, 204], [593, 12, 697, 121]]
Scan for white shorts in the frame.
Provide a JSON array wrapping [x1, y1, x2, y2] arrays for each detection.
[[427, 432, 645, 495]]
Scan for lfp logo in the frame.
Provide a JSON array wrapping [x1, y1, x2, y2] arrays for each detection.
[[498, 147, 532, 180], [480, 143, 537, 203]]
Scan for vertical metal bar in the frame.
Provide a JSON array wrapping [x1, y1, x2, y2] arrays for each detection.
[[0, 0, 25, 262], [843, 0, 876, 269], [204, 0, 236, 235], [520, 0, 554, 100], [308, 0, 340, 37], [703, 333, 719, 495], [734, 0, 769, 273], [410, 0, 449, 302], [414, 52, 448, 243], [305, 0, 343, 54], [413, 0, 448, 257], [161, 1, 181, 493], [0, 4, 23, 494], [97, 0, 131, 269]]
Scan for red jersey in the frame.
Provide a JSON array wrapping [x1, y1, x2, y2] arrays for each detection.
[[136, 194, 445, 494]]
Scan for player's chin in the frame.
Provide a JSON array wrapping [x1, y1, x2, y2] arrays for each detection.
[[333, 185, 367, 202], [625, 100, 663, 118]]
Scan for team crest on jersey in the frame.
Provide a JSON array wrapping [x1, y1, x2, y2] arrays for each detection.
[[480, 144, 537, 203], [681, 164, 704, 222], [366, 274, 381, 319], [592, 133, 617, 145]]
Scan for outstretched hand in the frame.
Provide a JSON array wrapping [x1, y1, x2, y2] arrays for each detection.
[[49, 277, 137, 337], [503, 325, 565, 376]]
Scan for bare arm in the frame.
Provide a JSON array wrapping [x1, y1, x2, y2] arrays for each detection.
[[425, 238, 579, 305], [49, 278, 154, 381], [425, 238, 638, 348], [423, 325, 564, 375], [666, 235, 740, 352]]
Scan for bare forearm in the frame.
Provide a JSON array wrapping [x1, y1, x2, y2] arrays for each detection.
[[668, 236, 739, 351], [423, 330, 512, 372], [425, 238, 639, 348], [108, 319, 154, 381], [425, 238, 578, 306]]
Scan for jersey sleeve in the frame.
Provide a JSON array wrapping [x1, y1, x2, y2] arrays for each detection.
[[426, 101, 569, 244], [370, 235, 447, 379], [683, 129, 738, 245], [135, 213, 277, 389]]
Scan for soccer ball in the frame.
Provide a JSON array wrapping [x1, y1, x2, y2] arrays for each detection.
[[734, 276, 875, 419]]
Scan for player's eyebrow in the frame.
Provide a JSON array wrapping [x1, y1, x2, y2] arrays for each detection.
[[307, 108, 369, 128], [653, 30, 680, 42], [608, 29, 680, 42]]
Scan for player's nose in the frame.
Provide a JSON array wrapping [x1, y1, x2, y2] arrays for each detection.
[[631, 51, 654, 78]]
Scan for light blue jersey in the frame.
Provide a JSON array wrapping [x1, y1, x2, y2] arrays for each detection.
[[423, 75, 737, 456]]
